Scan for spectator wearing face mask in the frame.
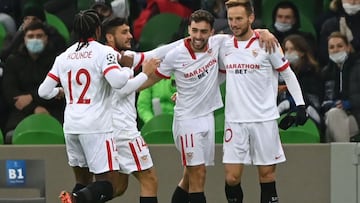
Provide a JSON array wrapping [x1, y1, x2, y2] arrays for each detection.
[[277, 34, 323, 129], [319, 0, 360, 66], [0, 4, 66, 62], [321, 31, 360, 142], [2, 22, 65, 144], [271, 1, 317, 54]]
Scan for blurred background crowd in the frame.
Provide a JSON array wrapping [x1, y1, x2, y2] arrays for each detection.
[[0, 0, 359, 144]]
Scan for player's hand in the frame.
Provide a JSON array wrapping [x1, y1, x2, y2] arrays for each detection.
[[142, 58, 161, 76], [55, 87, 64, 100], [34, 106, 50, 114], [171, 92, 177, 103], [118, 52, 134, 68], [14, 94, 33, 110], [295, 105, 308, 126], [278, 85, 287, 93], [256, 29, 279, 53]]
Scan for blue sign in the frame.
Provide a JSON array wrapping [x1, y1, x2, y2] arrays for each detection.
[[6, 160, 26, 186]]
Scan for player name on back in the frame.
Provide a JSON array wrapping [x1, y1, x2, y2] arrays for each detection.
[[67, 51, 93, 60]]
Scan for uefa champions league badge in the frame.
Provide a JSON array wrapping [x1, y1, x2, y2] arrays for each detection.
[[6, 160, 26, 186]]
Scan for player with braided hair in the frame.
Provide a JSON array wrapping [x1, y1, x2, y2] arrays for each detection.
[[38, 9, 159, 203]]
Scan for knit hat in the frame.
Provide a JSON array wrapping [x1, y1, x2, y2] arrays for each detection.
[[22, 5, 46, 22]]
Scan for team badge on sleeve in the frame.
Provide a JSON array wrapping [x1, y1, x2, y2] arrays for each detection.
[[106, 53, 116, 65]]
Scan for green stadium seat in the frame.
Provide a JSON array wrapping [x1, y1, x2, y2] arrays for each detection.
[[45, 12, 70, 44], [278, 113, 320, 143], [138, 13, 182, 51], [12, 114, 65, 145], [141, 114, 174, 144]]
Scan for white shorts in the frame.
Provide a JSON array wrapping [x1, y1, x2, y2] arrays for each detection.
[[222, 120, 286, 165], [65, 132, 120, 174], [173, 114, 215, 166], [114, 130, 154, 174]]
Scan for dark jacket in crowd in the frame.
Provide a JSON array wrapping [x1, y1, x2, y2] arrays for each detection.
[[2, 43, 65, 132], [319, 10, 360, 66], [271, 1, 317, 54], [321, 53, 360, 125]]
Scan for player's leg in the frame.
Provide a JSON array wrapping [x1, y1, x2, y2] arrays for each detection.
[[112, 172, 129, 197], [59, 134, 94, 203], [223, 122, 252, 203], [224, 164, 244, 203], [251, 121, 285, 203], [172, 115, 214, 203], [133, 167, 158, 203], [72, 166, 93, 193], [257, 165, 278, 203], [171, 167, 190, 203], [187, 164, 207, 203], [71, 132, 121, 203]]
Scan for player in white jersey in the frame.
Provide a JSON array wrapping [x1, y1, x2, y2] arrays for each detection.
[[218, 1, 308, 203], [138, 10, 224, 203], [102, 17, 161, 203], [37, 10, 145, 203]]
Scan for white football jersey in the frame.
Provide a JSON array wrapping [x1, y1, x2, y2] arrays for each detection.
[[48, 40, 122, 133], [219, 33, 289, 122], [156, 36, 224, 120], [111, 73, 147, 133]]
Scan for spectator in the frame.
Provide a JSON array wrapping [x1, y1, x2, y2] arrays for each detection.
[[314, 0, 341, 40], [321, 31, 360, 142], [137, 75, 176, 123], [319, 0, 360, 66], [278, 34, 323, 127], [2, 22, 65, 143], [271, 1, 317, 53], [91, 1, 114, 22], [0, 4, 66, 62]]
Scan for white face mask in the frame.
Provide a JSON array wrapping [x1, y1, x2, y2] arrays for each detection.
[[329, 51, 348, 64], [25, 38, 45, 54], [285, 52, 299, 64], [343, 3, 360, 15], [274, 21, 292, 32]]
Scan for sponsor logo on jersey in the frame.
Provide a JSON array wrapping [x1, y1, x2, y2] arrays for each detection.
[[226, 63, 260, 74], [184, 58, 217, 79]]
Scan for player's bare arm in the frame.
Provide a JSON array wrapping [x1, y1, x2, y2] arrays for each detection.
[[255, 29, 279, 53]]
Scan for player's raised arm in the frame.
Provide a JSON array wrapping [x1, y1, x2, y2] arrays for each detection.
[[121, 39, 183, 69]]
